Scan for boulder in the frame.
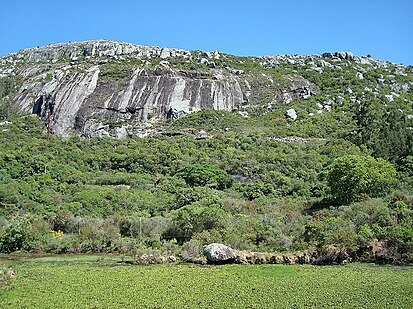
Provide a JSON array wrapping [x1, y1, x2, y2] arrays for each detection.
[[313, 245, 351, 265], [167, 256, 177, 263], [385, 94, 394, 102], [268, 254, 285, 264], [235, 250, 252, 264], [369, 239, 401, 264], [286, 109, 297, 121], [207, 61, 216, 68], [204, 243, 237, 264], [296, 250, 313, 264], [283, 255, 298, 265], [115, 126, 129, 139], [136, 253, 157, 265], [235, 251, 282, 264], [195, 130, 208, 140], [322, 51, 355, 61], [160, 48, 171, 59]]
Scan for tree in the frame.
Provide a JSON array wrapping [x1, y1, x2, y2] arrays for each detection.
[[352, 95, 413, 163], [177, 164, 233, 189], [166, 204, 229, 243], [326, 155, 396, 205]]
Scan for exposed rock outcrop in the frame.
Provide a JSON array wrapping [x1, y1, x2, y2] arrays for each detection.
[[2, 40, 321, 137], [12, 40, 191, 62], [14, 67, 246, 137], [322, 51, 355, 61]]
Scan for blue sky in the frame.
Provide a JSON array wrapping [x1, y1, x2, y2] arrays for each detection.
[[1, 0, 412, 64]]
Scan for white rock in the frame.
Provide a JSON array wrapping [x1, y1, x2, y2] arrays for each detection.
[[196, 130, 208, 140], [160, 61, 170, 67], [286, 109, 297, 120], [160, 48, 171, 59], [204, 243, 236, 263], [115, 126, 129, 139]]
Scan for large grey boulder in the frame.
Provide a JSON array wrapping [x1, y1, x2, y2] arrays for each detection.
[[204, 243, 237, 263]]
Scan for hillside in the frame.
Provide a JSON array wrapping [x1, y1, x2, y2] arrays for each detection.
[[0, 41, 412, 264]]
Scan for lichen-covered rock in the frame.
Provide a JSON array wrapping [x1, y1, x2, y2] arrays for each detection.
[[204, 243, 237, 263]]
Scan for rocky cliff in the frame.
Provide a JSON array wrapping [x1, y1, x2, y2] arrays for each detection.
[[0, 40, 318, 137], [1, 40, 410, 138]]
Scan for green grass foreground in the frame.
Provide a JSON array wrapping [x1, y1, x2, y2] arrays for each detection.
[[1, 256, 413, 308]]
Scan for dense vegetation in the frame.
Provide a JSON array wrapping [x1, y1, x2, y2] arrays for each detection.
[[0, 51, 412, 263], [1, 256, 413, 307], [0, 110, 412, 262]]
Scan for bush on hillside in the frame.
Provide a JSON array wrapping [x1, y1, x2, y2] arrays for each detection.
[[177, 164, 233, 189], [326, 155, 396, 204]]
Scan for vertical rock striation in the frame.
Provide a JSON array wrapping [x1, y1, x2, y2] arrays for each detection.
[[3, 40, 317, 137]]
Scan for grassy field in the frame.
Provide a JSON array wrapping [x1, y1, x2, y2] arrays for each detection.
[[1, 256, 413, 308]]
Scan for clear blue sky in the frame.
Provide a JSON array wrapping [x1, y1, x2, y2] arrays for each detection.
[[1, 0, 412, 64]]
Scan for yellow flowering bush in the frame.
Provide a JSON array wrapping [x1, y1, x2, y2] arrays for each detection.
[[50, 230, 64, 238]]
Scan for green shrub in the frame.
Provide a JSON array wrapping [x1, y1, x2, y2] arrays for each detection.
[[166, 204, 229, 243], [174, 187, 221, 209], [326, 155, 397, 204], [304, 210, 357, 249], [0, 217, 31, 253], [51, 209, 75, 233], [177, 164, 233, 189]]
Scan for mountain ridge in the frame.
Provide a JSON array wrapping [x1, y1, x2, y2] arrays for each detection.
[[2, 39, 397, 67], [0, 40, 411, 139]]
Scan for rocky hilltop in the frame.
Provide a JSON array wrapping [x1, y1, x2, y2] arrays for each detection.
[[0, 40, 411, 138]]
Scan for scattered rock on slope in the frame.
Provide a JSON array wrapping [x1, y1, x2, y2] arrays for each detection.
[[286, 108, 297, 120]]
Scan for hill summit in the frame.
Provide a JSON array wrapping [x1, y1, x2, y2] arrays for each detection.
[[0, 40, 411, 138]]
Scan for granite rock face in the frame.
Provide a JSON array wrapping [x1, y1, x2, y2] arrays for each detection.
[[13, 67, 246, 137], [2, 40, 319, 137], [12, 40, 191, 62]]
